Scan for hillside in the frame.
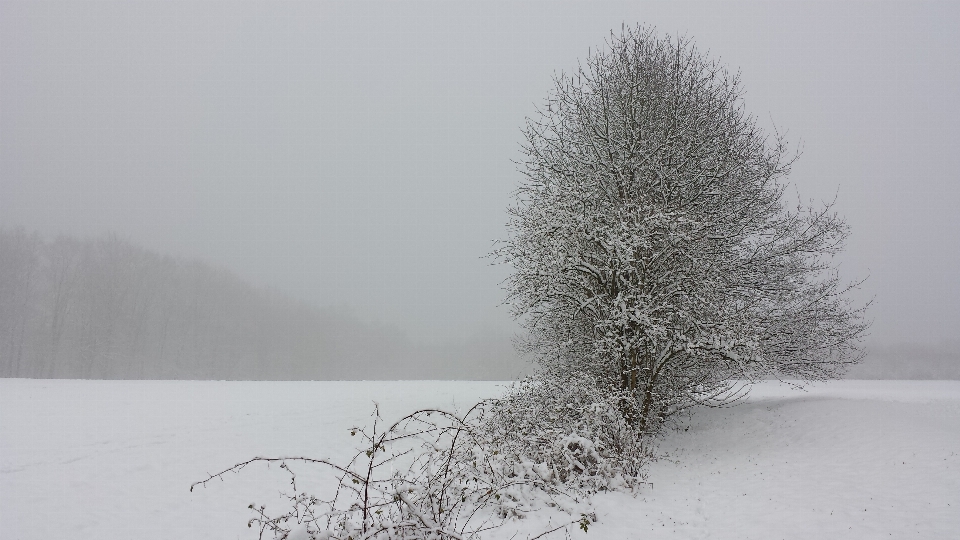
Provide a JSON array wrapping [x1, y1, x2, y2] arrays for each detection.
[[0, 229, 523, 380]]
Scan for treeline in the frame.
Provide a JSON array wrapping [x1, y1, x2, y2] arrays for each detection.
[[0, 229, 523, 380], [845, 341, 960, 380]]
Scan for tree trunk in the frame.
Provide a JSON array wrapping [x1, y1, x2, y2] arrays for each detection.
[[638, 376, 657, 433]]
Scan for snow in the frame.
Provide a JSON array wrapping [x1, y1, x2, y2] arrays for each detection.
[[2, 379, 959, 539], [583, 380, 960, 539]]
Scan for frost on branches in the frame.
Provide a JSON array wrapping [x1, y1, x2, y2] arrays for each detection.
[[484, 373, 650, 493], [496, 26, 869, 433], [193, 400, 617, 540]]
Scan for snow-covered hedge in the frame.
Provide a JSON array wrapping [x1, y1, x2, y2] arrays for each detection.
[[193, 371, 648, 539], [482, 372, 650, 494]]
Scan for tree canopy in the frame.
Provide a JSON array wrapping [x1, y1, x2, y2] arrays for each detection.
[[497, 26, 869, 431]]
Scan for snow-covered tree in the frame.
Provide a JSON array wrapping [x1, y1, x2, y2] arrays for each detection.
[[497, 26, 869, 432]]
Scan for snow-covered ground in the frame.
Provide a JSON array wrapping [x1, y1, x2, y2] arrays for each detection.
[[2, 379, 958, 539]]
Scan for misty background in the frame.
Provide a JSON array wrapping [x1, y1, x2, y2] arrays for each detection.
[[2, 1, 958, 379]]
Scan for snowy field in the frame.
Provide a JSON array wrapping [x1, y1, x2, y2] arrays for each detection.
[[2, 379, 959, 539]]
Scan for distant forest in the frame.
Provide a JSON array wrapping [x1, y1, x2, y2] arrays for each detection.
[[847, 342, 960, 380], [2, 229, 956, 381], [0, 229, 523, 380]]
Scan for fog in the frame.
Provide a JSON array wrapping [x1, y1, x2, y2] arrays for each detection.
[[0, 230, 523, 379], [2, 1, 959, 378]]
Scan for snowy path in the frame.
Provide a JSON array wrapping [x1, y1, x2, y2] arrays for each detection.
[[2, 379, 958, 539]]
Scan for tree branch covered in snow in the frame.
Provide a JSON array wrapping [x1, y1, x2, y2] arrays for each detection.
[[193, 400, 611, 539], [495, 25, 870, 433]]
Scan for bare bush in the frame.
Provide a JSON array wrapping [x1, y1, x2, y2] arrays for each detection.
[[483, 372, 651, 493], [192, 402, 602, 540]]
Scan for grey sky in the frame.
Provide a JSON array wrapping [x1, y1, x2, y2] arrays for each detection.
[[2, 1, 958, 350]]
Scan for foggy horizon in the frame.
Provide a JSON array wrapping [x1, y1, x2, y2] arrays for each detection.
[[3, 1, 960, 373]]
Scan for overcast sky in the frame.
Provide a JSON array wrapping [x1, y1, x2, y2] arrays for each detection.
[[2, 1, 958, 350]]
